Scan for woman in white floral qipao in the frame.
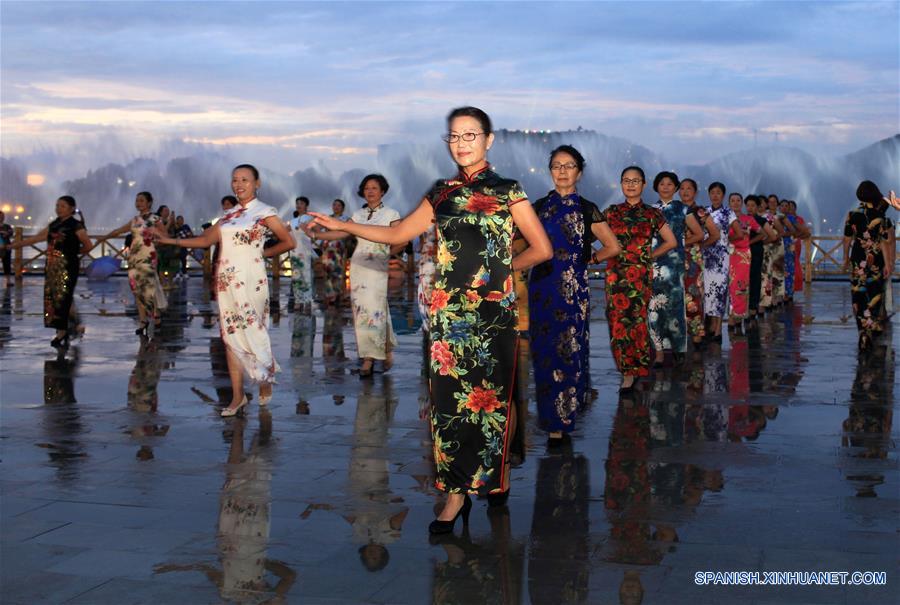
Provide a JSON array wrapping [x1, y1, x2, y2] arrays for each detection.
[[158, 164, 295, 416]]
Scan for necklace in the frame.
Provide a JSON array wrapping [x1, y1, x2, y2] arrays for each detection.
[[366, 203, 383, 221]]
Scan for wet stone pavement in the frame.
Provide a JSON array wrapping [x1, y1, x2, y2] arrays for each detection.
[[0, 277, 897, 605]]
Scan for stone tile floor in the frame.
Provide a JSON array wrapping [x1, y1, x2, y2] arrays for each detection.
[[0, 278, 897, 604]]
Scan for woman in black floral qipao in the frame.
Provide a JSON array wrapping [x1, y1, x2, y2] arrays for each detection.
[[310, 107, 552, 534], [842, 181, 893, 351]]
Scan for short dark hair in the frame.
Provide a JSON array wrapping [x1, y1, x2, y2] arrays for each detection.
[[767, 194, 779, 203], [333, 198, 345, 210], [744, 194, 758, 206], [856, 180, 883, 204], [681, 178, 698, 192], [295, 196, 310, 206], [447, 106, 492, 135], [58, 195, 77, 208], [137, 191, 154, 205], [549, 145, 585, 172], [221, 195, 237, 207], [653, 171, 680, 193], [157, 204, 169, 213], [233, 163, 259, 180], [357, 174, 390, 198], [729, 192, 743, 202], [620, 165, 646, 182], [708, 182, 726, 195]]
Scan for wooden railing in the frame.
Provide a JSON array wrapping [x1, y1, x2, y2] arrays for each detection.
[[9, 227, 895, 284], [9, 227, 289, 286]]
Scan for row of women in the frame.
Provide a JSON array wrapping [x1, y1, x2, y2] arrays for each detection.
[[6, 105, 897, 538]]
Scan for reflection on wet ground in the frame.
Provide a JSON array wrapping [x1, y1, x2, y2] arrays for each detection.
[[0, 278, 896, 604]]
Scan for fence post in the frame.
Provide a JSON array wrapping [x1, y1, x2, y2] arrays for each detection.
[[805, 236, 813, 284], [271, 253, 281, 289], [13, 227, 23, 284], [202, 248, 212, 280]]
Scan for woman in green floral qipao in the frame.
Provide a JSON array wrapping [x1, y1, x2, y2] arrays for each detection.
[[310, 107, 552, 534]]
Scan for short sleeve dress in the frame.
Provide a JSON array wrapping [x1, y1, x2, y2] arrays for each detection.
[[216, 199, 280, 384], [349, 204, 402, 360], [128, 213, 168, 320], [528, 190, 602, 433], [702, 205, 737, 317], [602, 201, 665, 377], [426, 165, 527, 495]]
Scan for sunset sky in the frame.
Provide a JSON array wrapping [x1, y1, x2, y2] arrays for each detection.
[[2, 1, 898, 175]]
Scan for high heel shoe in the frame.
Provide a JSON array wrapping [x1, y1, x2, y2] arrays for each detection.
[[135, 322, 148, 336], [50, 333, 69, 349], [429, 495, 472, 534], [221, 395, 248, 417]]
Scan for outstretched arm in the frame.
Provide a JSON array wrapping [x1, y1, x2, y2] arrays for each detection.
[[310, 199, 434, 245], [158, 224, 220, 249], [4, 226, 49, 250]]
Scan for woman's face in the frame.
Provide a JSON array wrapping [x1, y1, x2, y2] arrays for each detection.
[[295, 200, 308, 214], [55, 198, 74, 218], [362, 179, 384, 206], [657, 177, 677, 201], [332, 200, 344, 215], [620, 170, 645, 199], [746, 199, 759, 215], [709, 188, 725, 207], [231, 168, 260, 203], [447, 116, 492, 171], [549, 151, 581, 192], [767, 196, 778, 212], [679, 182, 696, 204], [729, 194, 743, 214], [135, 194, 151, 213]]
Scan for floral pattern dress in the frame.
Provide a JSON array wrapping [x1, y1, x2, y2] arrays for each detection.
[[767, 211, 786, 304], [288, 214, 315, 306], [793, 214, 806, 287], [128, 213, 168, 321], [529, 191, 601, 433], [349, 205, 400, 360], [44, 217, 84, 329], [844, 201, 889, 340], [728, 214, 760, 319], [216, 199, 280, 384], [426, 166, 526, 496], [603, 202, 665, 377], [684, 204, 709, 341], [783, 215, 795, 298], [320, 214, 349, 304], [650, 199, 689, 353], [702, 205, 737, 318]]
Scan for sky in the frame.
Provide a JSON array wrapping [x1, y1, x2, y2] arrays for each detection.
[[1, 0, 898, 175]]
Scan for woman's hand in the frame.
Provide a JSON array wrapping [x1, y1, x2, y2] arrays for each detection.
[[884, 190, 899, 211], [308, 212, 347, 233]]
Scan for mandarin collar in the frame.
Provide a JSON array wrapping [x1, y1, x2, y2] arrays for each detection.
[[457, 163, 491, 184]]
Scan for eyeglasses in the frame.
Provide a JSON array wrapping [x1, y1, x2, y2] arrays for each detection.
[[621, 178, 644, 185], [442, 132, 485, 143], [550, 163, 578, 172]]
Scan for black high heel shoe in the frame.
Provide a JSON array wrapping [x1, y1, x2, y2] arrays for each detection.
[[50, 333, 69, 349], [135, 322, 148, 336], [429, 495, 472, 534]]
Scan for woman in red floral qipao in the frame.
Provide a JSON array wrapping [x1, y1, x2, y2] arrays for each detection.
[[310, 107, 552, 534], [603, 167, 676, 393]]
